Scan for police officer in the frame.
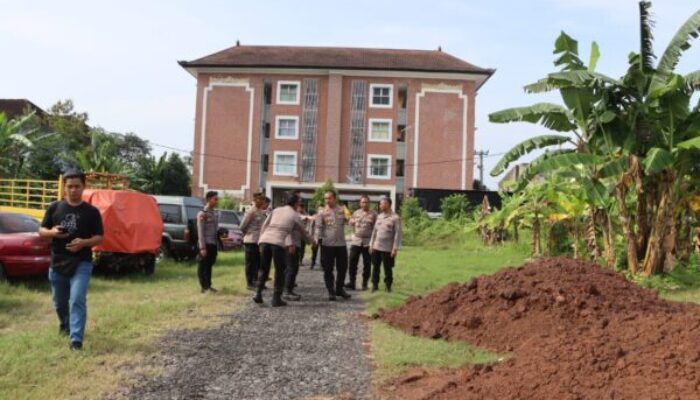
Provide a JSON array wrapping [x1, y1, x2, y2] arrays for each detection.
[[297, 205, 310, 266], [315, 190, 351, 301], [345, 195, 376, 291], [369, 196, 402, 292], [309, 206, 323, 269], [283, 202, 307, 301], [197, 191, 220, 293], [254, 192, 313, 307], [239, 192, 268, 290]]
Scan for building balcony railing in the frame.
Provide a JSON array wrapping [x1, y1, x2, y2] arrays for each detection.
[[262, 104, 270, 123], [396, 177, 405, 193], [398, 108, 407, 126], [396, 142, 406, 160]]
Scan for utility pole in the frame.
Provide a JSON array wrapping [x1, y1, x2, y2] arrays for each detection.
[[474, 150, 489, 184]]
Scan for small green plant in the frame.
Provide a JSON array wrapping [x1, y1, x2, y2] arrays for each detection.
[[399, 196, 426, 223], [441, 194, 470, 221], [218, 192, 241, 210], [312, 179, 338, 208]]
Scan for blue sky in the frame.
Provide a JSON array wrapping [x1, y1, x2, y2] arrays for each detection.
[[1, 0, 698, 188]]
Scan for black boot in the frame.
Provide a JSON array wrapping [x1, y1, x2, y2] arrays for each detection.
[[253, 290, 263, 304], [344, 282, 356, 290], [271, 293, 287, 307], [336, 289, 352, 299], [361, 280, 369, 291], [284, 291, 301, 301]]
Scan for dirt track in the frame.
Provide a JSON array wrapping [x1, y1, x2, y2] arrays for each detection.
[[108, 266, 372, 400], [380, 257, 700, 400]]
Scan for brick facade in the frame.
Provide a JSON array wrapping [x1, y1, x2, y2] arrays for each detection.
[[182, 46, 493, 206]]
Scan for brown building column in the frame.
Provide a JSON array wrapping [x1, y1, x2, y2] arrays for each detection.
[[324, 73, 343, 181]]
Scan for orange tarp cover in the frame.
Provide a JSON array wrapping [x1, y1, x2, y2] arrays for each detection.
[[82, 189, 162, 254]]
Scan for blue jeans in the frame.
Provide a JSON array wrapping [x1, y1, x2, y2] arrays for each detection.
[[48, 261, 93, 343]]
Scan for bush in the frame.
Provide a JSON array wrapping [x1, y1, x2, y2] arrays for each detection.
[[400, 197, 426, 223], [218, 192, 241, 210], [441, 194, 470, 221], [312, 179, 338, 208]]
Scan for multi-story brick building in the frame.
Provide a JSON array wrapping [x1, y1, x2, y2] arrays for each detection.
[[179, 44, 494, 206]]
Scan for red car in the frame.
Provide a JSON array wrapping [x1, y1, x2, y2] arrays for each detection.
[[0, 212, 51, 280]]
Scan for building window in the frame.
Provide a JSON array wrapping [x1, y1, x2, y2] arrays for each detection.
[[370, 84, 393, 108], [367, 154, 392, 180], [263, 122, 271, 139], [396, 159, 405, 177], [276, 81, 300, 105], [273, 151, 297, 176], [262, 154, 269, 172], [275, 116, 299, 140], [368, 118, 392, 143]]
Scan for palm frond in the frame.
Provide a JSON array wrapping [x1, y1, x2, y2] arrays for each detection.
[[589, 41, 600, 72], [490, 135, 573, 177], [642, 147, 674, 174], [685, 70, 700, 91], [489, 103, 576, 132], [511, 149, 577, 191], [597, 155, 629, 179], [524, 78, 558, 94], [657, 8, 700, 74], [554, 31, 585, 70]]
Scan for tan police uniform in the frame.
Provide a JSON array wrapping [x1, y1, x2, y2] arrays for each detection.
[[314, 206, 350, 297], [346, 209, 377, 289], [369, 211, 402, 291]]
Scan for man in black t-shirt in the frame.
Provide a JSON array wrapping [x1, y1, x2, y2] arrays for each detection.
[[39, 170, 103, 351]]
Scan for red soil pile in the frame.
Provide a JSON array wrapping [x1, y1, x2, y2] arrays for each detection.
[[379, 257, 700, 400]]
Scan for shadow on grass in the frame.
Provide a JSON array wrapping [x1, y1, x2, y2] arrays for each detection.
[[5, 251, 245, 295], [0, 295, 43, 315]]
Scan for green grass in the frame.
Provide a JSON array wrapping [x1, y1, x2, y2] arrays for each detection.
[[0, 251, 246, 400], [365, 235, 530, 381], [370, 322, 501, 381], [364, 237, 531, 315], [631, 254, 700, 304]]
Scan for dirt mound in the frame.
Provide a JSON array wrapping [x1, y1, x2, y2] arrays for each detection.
[[380, 257, 700, 400]]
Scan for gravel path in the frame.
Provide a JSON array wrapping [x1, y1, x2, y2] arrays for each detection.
[[115, 264, 372, 400]]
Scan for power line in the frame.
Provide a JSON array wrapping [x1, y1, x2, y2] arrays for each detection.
[[149, 141, 506, 169]]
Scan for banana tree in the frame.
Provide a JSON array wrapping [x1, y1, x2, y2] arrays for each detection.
[[601, 2, 700, 275], [75, 131, 127, 174], [489, 31, 622, 265], [491, 2, 700, 275], [487, 179, 566, 257], [0, 112, 37, 177]]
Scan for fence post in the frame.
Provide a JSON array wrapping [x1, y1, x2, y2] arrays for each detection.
[[57, 175, 63, 202]]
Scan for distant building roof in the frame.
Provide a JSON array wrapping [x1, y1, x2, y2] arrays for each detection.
[[0, 99, 45, 120], [498, 163, 547, 190], [179, 44, 495, 81]]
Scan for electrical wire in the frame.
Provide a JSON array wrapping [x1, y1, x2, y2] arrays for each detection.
[[149, 141, 507, 169]]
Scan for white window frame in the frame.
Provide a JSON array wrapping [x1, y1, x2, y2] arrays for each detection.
[[276, 80, 301, 105], [368, 118, 393, 143], [367, 154, 392, 180], [369, 83, 393, 108], [273, 151, 298, 177], [274, 115, 299, 140]]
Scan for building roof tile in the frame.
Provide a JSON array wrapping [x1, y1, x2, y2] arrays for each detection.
[[179, 45, 494, 75]]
